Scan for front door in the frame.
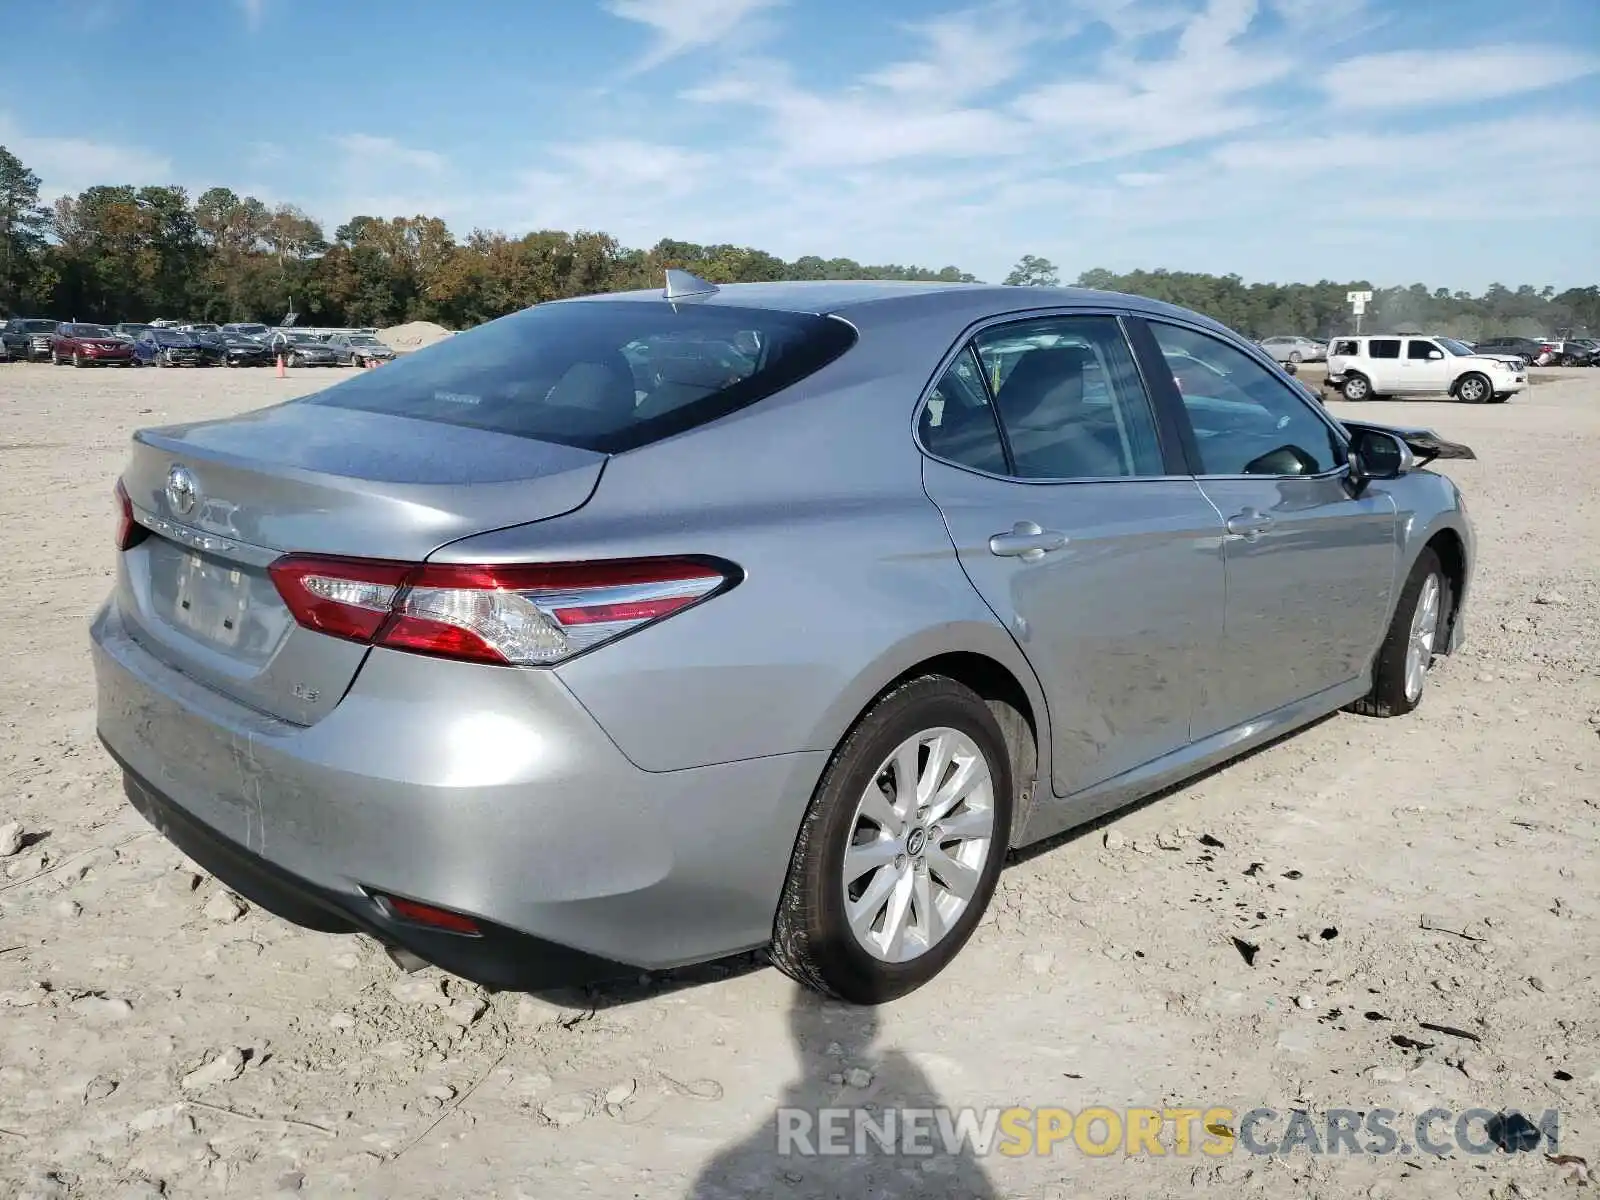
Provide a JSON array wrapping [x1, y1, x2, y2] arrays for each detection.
[[1400, 338, 1452, 394], [918, 314, 1226, 798], [1141, 320, 1400, 734]]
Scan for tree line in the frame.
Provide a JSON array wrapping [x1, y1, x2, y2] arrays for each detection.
[[2, 145, 1594, 339]]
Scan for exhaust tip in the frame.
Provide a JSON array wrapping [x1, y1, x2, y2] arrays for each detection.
[[381, 942, 430, 974]]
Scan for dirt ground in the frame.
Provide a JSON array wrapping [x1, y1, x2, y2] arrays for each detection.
[[0, 362, 1596, 1200]]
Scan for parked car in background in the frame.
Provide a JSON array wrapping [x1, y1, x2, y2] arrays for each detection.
[[113, 323, 155, 342], [133, 328, 211, 368], [1473, 336, 1555, 366], [1325, 335, 1526, 402], [222, 322, 272, 339], [326, 332, 397, 366], [1550, 340, 1597, 367], [95, 276, 1476, 1003], [52, 323, 136, 367], [1258, 335, 1326, 364], [268, 329, 342, 367], [178, 322, 221, 335], [1565, 338, 1600, 364], [3, 317, 62, 361], [210, 330, 275, 367]]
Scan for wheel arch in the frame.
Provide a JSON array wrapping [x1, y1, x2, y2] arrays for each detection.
[[804, 627, 1051, 849], [1423, 525, 1468, 652]]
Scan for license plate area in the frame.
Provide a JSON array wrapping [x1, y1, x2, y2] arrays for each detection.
[[171, 552, 251, 648]]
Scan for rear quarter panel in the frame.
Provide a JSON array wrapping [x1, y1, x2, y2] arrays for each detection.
[[433, 323, 1053, 784]]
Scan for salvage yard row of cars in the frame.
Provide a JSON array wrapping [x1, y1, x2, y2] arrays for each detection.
[[0, 317, 397, 368], [1257, 332, 1599, 367]]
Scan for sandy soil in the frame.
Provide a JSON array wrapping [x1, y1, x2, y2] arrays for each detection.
[[0, 362, 1596, 1200]]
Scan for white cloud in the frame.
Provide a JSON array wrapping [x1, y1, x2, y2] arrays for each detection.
[[1323, 47, 1600, 110], [332, 135, 448, 174], [236, 0, 266, 31], [864, 5, 1035, 101], [0, 114, 173, 200], [603, 0, 784, 72]]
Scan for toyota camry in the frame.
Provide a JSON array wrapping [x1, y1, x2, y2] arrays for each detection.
[[93, 275, 1475, 1004]]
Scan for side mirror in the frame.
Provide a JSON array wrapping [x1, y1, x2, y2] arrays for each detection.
[[1428, 350, 1444, 360], [1346, 428, 1413, 494]]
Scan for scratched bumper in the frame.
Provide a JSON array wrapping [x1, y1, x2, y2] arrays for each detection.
[[90, 596, 821, 971]]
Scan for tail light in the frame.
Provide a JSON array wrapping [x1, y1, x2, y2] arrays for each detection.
[[268, 554, 736, 666], [114, 479, 147, 551]]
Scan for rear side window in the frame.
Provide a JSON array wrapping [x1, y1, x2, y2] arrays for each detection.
[[1368, 339, 1401, 359], [920, 347, 1007, 474], [303, 301, 858, 454]]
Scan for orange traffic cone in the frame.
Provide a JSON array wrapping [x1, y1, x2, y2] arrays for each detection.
[[276, 353, 286, 379]]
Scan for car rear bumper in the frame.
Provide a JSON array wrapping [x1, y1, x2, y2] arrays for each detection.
[[91, 597, 825, 985]]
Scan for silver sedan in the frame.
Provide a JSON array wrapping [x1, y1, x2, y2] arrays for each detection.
[[93, 276, 1475, 1004], [1260, 335, 1328, 363]]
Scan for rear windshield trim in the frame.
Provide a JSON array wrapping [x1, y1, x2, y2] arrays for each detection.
[[299, 300, 860, 455]]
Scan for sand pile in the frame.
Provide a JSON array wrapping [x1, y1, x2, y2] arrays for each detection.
[[379, 320, 454, 351]]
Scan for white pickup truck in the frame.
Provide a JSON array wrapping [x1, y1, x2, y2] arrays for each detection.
[[1325, 335, 1528, 403]]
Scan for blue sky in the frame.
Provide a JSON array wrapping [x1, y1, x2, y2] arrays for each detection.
[[2, 0, 1597, 289]]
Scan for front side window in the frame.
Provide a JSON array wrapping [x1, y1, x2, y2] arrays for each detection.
[[1406, 339, 1441, 360], [1368, 339, 1401, 359], [1150, 323, 1345, 477], [971, 315, 1164, 480]]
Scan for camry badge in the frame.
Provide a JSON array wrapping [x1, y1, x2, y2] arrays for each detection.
[[165, 464, 198, 517]]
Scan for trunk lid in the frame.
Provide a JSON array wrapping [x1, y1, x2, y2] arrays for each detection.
[[117, 402, 606, 724]]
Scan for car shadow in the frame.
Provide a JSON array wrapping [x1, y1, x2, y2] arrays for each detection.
[[684, 986, 999, 1199]]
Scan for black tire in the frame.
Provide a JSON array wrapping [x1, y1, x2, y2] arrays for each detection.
[[72, 352, 85, 368], [1289, 350, 1303, 363], [1341, 373, 1371, 401], [1455, 372, 1491, 404], [1350, 548, 1449, 718], [287, 352, 301, 368], [770, 676, 1013, 1004]]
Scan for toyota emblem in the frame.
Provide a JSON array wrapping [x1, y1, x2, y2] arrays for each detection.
[[165, 464, 198, 517]]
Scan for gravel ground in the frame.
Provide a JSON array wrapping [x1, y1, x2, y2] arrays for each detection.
[[0, 362, 1596, 1200]]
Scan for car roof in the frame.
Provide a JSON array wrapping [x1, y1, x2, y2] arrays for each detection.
[[546, 279, 1231, 334]]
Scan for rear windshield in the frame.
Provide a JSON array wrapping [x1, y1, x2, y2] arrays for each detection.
[[21, 319, 57, 333], [302, 300, 859, 453]]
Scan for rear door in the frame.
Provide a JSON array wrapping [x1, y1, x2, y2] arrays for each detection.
[[919, 312, 1226, 798], [1135, 319, 1398, 734]]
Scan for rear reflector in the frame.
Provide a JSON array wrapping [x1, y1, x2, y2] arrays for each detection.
[[378, 894, 482, 936], [269, 554, 735, 666]]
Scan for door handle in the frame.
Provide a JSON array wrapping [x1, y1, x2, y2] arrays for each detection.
[[1225, 508, 1275, 541], [989, 521, 1069, 561]]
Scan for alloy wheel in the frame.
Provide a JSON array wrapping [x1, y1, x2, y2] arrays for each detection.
[[841, 727, 996, 963], [1404, 573, 1441, 703]]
